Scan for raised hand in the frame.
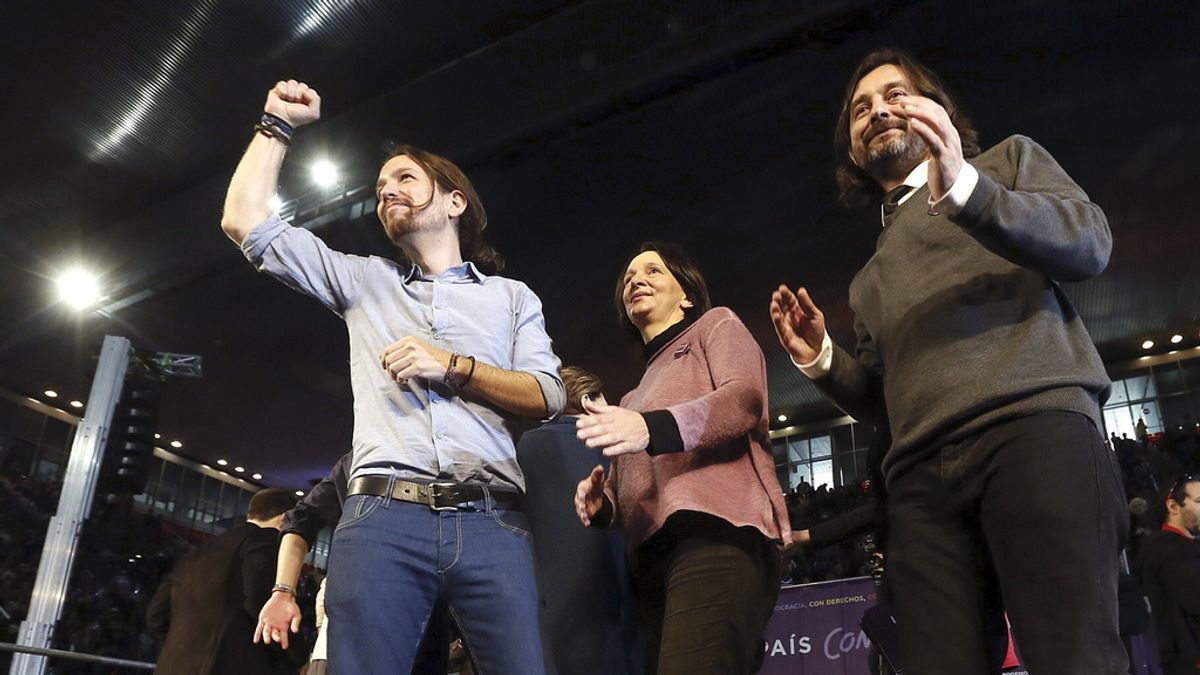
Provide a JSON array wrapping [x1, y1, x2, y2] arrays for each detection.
[[574, 464, 606, 527], [255, 591, 302, 650], [898, 95, 962, 200], [769, 285, 826, 365], [575, 398, 650, 457], [264, 79, 322, 128], [380, 336, 451, 384]]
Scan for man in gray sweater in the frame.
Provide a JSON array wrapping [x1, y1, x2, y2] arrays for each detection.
[[771, 49, 1126, 674]]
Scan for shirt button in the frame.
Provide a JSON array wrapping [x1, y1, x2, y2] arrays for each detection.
[[432, 331, 442, 340], [436, 431, 446, 440]]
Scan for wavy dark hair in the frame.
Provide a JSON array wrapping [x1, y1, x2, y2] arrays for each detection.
[[834, 49, 981, 208], [613, 241, 711, 341], [383, 143, 504, 274]]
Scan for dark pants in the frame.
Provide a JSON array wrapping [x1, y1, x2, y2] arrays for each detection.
[[633, 513, 781, 675], [887, 411, 1128, 675]]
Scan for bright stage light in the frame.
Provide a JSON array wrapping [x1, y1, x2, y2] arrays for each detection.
[[170, 440, 182, 448], [44, 390, 58, 398], [252, 473, 263, 480], [217, 459, 228, 466], [1171, 334, 1184, 344], [311, 160, 339, 187], [69, 400, 84, 408], [1141, 340, 1154, 350], [55, 268, 101, 310], [776, 414, 788, 423], [268, 193, 284, 212]]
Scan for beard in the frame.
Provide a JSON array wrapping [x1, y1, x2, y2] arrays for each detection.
[[863, 123, 928, 173], [381, 198, 446, 247]]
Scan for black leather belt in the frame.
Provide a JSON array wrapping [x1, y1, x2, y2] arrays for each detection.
[[348, 476, 523, 511]]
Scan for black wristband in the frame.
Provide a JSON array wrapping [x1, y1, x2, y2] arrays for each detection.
[[642, 410, 684, 456]]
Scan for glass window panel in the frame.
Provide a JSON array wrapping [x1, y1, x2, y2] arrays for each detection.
[[1125, 375, 1155, 400], [790, 462, 812, 491], [1102, 407, 1134, 440], [1180, 359, 1200, 392], [831, 426, 854, 455], [771, 438, 789, 465], [853, 423, 877, 451], [1154, 367, 1186, 397], [810, 435, 832, 458], [0, 397, 17, 433], [40, 419, 73, 451], [787, 438, 808, 463], [1133, 401, 1162, 434], [11, 406, 45, 443], [811, 459, 834, 490], [1106, 380, 1129, 405], [1159, 395, 1191, 433]]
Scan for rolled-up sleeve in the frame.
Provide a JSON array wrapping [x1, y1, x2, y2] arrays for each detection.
[[511, 285, 565, 418], [241, 213, 365, 315]]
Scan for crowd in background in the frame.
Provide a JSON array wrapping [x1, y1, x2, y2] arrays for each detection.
[[1, 418, 1199, 670]]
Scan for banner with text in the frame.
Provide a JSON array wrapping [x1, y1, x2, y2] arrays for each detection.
[[760, 577, 877, 674]]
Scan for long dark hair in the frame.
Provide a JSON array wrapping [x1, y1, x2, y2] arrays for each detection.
[[612, 241, 711, 341], [383, 143, 504, 274], [834, 49, 981, 208]]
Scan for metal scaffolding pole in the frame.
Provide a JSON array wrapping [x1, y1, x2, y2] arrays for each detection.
[[10, 336, 131, 675]]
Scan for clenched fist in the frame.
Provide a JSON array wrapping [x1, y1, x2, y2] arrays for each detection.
[[264, 79, 321, 128]]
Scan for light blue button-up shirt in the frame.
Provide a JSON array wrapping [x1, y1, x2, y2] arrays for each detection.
[[243, 214, 565, 491]]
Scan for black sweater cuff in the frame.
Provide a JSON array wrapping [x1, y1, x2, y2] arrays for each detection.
[[642, 410, 684, 456], [590, 495, 615, 528]]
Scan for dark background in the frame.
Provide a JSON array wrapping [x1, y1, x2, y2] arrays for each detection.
[[1, 0, 1197, 489]]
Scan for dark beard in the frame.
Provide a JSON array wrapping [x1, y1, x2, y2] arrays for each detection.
[[865, 127, 928, 173]]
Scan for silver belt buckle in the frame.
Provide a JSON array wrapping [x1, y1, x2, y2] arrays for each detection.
[[427, 481, 461, 511]]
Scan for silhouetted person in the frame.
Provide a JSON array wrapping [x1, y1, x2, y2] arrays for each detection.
[[147, 488, 300, 675]]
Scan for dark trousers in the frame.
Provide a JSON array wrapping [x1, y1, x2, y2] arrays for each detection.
[[887, 411, 1128, 675], [633, 513, 781, 675]]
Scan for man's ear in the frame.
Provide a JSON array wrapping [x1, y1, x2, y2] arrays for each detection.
[[447, 190, 468, 218]]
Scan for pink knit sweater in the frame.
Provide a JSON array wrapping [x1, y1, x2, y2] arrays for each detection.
[[604, 307, 792, 550]]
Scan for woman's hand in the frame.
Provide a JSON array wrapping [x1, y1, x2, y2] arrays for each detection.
[[575, 398, 650, 457], [574, 465, 606, 527]]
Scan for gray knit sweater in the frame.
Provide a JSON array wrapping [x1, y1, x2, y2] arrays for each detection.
[[817, 135, 1112, 482]]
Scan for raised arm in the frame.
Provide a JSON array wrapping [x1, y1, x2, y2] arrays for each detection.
[[221, 80, 321, 245]]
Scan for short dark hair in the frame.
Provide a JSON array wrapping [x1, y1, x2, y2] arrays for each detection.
[[561, 366, 605, 415], [383, 143, 504, 275], [612, 241, 711, 341], [1156, 474, 1198, 526], [247, 488, 298, 521], [834, 48, 982, 208]]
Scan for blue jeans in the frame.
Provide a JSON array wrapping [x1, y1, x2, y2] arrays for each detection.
[[325, 488, 545, 674]]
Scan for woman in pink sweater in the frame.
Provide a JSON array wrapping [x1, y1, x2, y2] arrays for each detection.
[[574, 241, 791, 675]]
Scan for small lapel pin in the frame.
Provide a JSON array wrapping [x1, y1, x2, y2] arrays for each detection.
[[673, 343, 691, 358]]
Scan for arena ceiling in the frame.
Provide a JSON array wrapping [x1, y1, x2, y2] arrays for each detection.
[[2, 0, 1198, 490]]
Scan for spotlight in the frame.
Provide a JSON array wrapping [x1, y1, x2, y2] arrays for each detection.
[[217, 459, 228, 466], [154, 433, 161, 439], [69, 400, 84, 408], [44, 390, 58, 398], [295, 490, 305, 497], [311, 160, 339, 187], [170, 440, 182, 448], [55, 268, 102, 310], [268, 193, 284, 212], [252, 473, 263, 480], [1171, 334, 1184, 344], [777, 414, 788, 423], [234, 466, 245, 473], [1141, 340, 1154, 350]]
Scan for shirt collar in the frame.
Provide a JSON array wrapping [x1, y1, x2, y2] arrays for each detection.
[[878, 160, 930, 227], [1161, 524, 1193, 539], [402, 260, 487, 285]]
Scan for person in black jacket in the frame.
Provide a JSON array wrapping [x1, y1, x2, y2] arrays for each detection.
[[146, 488, 300, 675], [1136, 475, 1200, 674], [255, 452, 449, 674]]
